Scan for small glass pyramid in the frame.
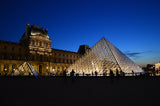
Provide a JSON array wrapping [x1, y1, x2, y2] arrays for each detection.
[[12, 62, 39, 77]]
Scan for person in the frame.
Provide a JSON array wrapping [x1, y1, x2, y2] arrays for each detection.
[[132, 70, 134, 76], [92, 71, 94, 76], [63, 69, 67, 77], [70, 70, 75, 83], [95, 71, 98, 76], [83, 72, 85, 76], [116, 69, 119, 77], [70, 69, 75, 77], [109, 70, 114, 77]]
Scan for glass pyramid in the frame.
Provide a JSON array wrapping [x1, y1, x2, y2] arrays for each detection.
[[12, 62, 39, 78], [67, 37, 144, 76]]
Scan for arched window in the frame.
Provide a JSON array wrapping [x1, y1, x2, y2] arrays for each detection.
[[39, 65, 42, 74], [4, 64, 9, 75], [39, 41, 42, 47], [46, 43, 48, 47], [40, 55, 43, 61], [70, 60, 73, 64], [58, 67, 60, 72]]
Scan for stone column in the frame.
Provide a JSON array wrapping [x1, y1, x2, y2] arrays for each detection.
[[8, 64, 12, 75]]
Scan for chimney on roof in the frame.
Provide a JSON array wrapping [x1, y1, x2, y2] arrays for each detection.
[[26, 23, 30, 36]]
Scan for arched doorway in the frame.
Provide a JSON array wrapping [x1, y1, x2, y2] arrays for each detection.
[[39, 65, 42, 74]]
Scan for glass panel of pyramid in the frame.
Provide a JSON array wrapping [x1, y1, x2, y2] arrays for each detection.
[[67, 37, 144, 75]]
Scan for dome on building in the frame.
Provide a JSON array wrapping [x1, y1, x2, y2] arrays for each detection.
[[25, 23, 49, 38]]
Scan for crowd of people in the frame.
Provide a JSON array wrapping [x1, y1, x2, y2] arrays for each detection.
[[59, 69, 153, 77]]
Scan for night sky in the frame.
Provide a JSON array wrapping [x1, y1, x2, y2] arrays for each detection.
[[0, 0, 160, 66]]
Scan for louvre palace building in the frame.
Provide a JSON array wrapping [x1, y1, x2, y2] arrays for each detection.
[[0, 24, 89, 76]]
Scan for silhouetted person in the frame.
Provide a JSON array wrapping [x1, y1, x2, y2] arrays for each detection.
[[83, 72, 85, 76], [70, 69, 75, 77], [116, 69, 119, 77], [132, 70, 134, 76], [63, 69, 67, 77], [92, 71, 94, 76], [95, 71, 98, 76], [109, 70, 114, 77], [156, 69, 159, 74]]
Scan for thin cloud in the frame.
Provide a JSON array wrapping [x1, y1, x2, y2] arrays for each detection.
[[125, 50, 152, 59], [125, 52, 141, 58]]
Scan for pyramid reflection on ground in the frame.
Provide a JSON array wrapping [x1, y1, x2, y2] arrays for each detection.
[[67, 37, 144, 76]]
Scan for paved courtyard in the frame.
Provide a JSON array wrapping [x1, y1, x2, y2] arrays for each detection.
[[0, 76, 160, 106]]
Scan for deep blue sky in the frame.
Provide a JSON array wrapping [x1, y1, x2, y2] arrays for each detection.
[[0, 0, 160, 66]]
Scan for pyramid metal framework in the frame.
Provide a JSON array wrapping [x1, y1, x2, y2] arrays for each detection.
[[12, 62, 39, 78], [67, 37, 144, 75]]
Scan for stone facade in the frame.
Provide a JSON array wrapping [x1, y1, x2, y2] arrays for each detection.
[[0, 24, 84, 76]]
